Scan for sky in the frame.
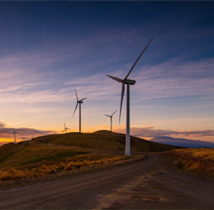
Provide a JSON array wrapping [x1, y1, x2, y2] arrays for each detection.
[[0, 1, 214, 145]]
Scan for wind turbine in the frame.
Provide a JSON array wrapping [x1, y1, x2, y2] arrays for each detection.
[[62, 122, 70, 134], [72, 89, 87, 133], [106, 37, 153, 155], [13, 131, 17, 144], [104, 110, 117, 132]]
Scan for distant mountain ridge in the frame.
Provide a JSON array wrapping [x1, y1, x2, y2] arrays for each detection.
[[150, 136, 214, 148]]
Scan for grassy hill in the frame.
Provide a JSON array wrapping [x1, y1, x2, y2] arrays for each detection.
[[31, 130, 179, 152], [0, 130, 180, 181]]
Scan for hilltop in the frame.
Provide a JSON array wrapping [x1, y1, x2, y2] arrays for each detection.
[[31, 130, 180, 152]]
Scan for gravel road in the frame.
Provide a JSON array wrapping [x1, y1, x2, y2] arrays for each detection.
[[0, 153, 213, 209]]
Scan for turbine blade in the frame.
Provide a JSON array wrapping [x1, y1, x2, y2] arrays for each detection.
[[119, 83, 125, 124], [124, 37, 154, 80], [80, 97, 87, 101], [106, 74, 123, 83], [111, 109, 117, 116], [75, 89, 78, 101], [104, 114, 111, 117], [72, 102, 78, 117]]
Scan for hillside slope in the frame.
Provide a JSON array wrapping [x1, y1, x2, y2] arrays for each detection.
[[0, 130, 180, 169], [31, 130, 180, 152], [0, 130, 180, 170], [0, 130, 181, 181], [164, 148, 214, 177]]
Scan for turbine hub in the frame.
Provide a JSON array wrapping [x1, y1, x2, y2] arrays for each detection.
[[122, 79, 136, 85]]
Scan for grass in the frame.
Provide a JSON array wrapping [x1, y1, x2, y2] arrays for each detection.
[[0, 144, 89, 169], [0, 130, 180, 182], [165, 148, 214, 177], [0, 154, 127, 181], [32, 130, 180, 152], [175, 148, 214, 161]]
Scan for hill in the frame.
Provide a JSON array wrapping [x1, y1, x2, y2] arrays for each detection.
[[151, 136, 214, 148], [0, 130, 180, 182], [31, 130, 180, 152]]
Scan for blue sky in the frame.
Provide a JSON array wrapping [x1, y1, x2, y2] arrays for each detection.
[[0, 1, 214, 144]]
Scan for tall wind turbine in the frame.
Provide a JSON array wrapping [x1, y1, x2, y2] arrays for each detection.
[[72, 89, 87, 133], [104, 110, 117, 132], [106, 37, 153, 155], [13, 131, 17, 144], [62, 122, 70, 134]]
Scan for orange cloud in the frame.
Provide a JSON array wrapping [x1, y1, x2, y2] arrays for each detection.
[[0, 122, 56, 141]]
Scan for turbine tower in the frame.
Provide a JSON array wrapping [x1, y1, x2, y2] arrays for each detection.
[[13, 131, 17, 144], [62, 122, 70, 134], [72, 89, 87, 133], [104, 110, 117, 132], [106, 37, 153, 155]]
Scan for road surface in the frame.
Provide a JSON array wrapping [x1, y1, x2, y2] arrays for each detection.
[[0, 153, 213, 209]]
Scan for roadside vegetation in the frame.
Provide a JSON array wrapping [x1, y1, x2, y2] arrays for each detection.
[[0, 152, 126, 181], [0, 141, 127, 181], [165, 148, 214, 177]]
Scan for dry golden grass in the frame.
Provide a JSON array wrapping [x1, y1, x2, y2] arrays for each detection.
[[173, 148, 214, 161], [0, 154, 127, 181], [165, 148, 214, 177]]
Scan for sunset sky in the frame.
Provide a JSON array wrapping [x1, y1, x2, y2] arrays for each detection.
[[0, 1, 214, 144]]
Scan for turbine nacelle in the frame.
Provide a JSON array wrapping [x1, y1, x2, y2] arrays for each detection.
[[77, 98, 87, 104], [104, 114, 112, 118], [104, 110, 117, 119], [106, 75, 136, 85], [122, 79, 136, 85], [104, 110, 117, 131], [72, 90, 87, 118], [63, 122, 70, 133]]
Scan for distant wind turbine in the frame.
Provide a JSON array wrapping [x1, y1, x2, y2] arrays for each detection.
[[104, 110, 117, 132], [72, 89, 87, 133], [13, 131, 17, 144], [106, 37, 154, 155], [62, 122, 70, 134]]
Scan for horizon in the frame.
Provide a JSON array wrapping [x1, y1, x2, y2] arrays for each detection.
[[0, 2, 214, 145], [1, 128, 214, 148]]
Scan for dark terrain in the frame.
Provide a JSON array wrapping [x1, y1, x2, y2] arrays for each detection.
[[0, 153, 213, 209], [0, 131, 213, 209]]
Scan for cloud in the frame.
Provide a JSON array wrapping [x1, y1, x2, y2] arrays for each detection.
[[64, 57, 214, 103], [1, 57, 214, 107], [0, 122, 56, 140], [132, 57, 214, 100], [1, 17, 213, 105], [114, 126, 214, 138]]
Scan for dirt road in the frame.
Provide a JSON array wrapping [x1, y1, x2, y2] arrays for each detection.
[[0, 153, 213, 209]]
